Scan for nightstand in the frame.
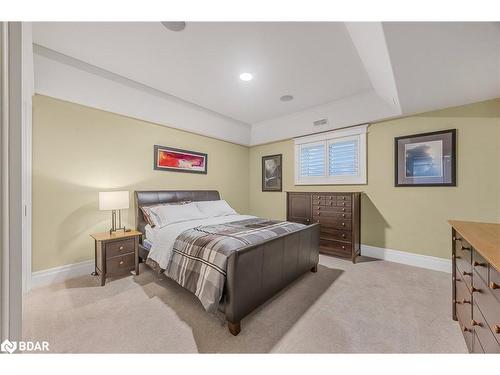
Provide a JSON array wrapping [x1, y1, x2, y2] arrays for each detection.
[[90, 230, 142, 286]]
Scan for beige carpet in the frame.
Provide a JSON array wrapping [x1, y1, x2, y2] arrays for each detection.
[[23, 255, 467, 353]]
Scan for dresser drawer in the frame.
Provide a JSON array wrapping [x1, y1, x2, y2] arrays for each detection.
[[319, 238, 351, 256], [472, 303, 500, 352], [473, 332, 485, 353], [313, 216, 351, 230], [314, 209, 351, 220], [312, 204, 351, 213], [458, 319, 474, 352], [454, 238, 472, 276], [457, 267, 473, 292], [107, 253, 135, 275], [472, 249, 489, 285], [106, 238, 135, 259], [320, 227, 352, 242], [336, 195, 351, 202], [335, 200, 350, 208], [455, 270, 472, 305], [472, 272, 500, 344], [489, 266, 500, 302], [312, 200, 336, 207]]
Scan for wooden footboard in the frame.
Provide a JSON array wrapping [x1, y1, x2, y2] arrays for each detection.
[[224, 223, 320, 335]]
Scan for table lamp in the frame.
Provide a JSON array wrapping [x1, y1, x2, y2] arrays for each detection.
[[99, 191, 129, 234]]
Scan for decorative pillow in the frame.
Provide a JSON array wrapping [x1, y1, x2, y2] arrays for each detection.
[[195, 200, 237, 218], [140, 201, 191, 227], [147, 202, 206, 228]]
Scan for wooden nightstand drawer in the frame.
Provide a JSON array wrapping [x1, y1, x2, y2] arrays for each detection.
[[91, 230, 142, 286], [106, 238, 135, 259], [107, 254, 135, 275]]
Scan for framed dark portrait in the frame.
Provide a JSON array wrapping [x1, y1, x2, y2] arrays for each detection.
[[262, 154, 282, 192], [395, 129, 456, 187]]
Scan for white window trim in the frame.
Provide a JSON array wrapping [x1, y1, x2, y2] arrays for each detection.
[[294, 124, 368, 185]]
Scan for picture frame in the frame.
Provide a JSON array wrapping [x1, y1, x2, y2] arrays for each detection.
[[394, 129, 456, 187], [262, 154, 282, 192], [154, 145, 208, 174]]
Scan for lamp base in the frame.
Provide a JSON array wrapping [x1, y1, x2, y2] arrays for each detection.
[[109, 209, 127, 235], [109, 227, 126, 235]]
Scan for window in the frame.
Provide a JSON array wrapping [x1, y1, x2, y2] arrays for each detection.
[[294, 124, 367, 185]]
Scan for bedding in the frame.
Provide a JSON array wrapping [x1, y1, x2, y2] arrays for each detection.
[[143, 238, 153, 250], [195, 200, 237, 217], [140, 200, 192, 227], [146, 215, 305, 312], [144, 224, 157, 243], [146, 202, 206, 228]]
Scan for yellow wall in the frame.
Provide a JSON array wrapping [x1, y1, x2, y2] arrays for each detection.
[[249, 99, 500, 259], [32, 95, 250, 271], [33, 95, 500, 272]]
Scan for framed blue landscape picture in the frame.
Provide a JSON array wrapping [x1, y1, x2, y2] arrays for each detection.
[[395, 129, 456, 186]]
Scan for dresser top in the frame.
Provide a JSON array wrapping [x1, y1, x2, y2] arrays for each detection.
[[449, 220, 500, 271]]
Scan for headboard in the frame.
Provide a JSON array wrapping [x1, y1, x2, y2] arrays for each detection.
[[134, 190, 221, 234]]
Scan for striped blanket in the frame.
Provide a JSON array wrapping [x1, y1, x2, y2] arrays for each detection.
[[163, 218, 304, 312]]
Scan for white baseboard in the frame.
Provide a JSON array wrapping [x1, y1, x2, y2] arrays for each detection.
[[31, 259, 95, 289], [29, 246, 450, 289], [361, 245, 451, 273]]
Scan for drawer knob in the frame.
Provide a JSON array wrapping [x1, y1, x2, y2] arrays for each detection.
[[119, 260, 124, 265], [471, 287, 480, 293], [473, 261, 486, 267], [342, 214, 345, 217], [342, 246, 345, 250], [342, 234, 346, 238], [341, 222, 345, 226], [494, 325, 500, 334], [342, 208, 345, 212], [453, 236, 461, 241], [462, 271, 472, 277], [489, 282, 499, 290], [471, 320, 482, 327], [461, 246, 471, 251], [462, 326, 471, 333], [119, 246, 124, 250], [455, 299, 470, 304]]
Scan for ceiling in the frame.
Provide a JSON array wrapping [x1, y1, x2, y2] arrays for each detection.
[[33, 22, 373, 124], [32, 22, 500, 145]]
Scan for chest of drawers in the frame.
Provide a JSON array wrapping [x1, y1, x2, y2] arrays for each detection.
[[450, 220, 500, 353], [287, 192, 361, 262]]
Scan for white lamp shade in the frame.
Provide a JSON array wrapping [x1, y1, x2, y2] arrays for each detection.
[[99, 191, 129, 211]]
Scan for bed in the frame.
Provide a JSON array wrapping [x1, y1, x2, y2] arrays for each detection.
[[135, 190, 319, 335]]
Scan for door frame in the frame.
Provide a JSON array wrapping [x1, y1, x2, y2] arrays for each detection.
[[1, 21, 24, 342]]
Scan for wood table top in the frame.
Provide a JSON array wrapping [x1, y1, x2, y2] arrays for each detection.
[[449, 220, 500, 271], [90, 230, 142, 242]]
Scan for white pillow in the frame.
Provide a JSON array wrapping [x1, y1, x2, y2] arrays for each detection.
[[196, 200, 237, 217], [148, 202, 207, 228]]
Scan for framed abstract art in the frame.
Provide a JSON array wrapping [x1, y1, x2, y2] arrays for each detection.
[[154, 145, 208, 174], [394, 129, 456, 186]]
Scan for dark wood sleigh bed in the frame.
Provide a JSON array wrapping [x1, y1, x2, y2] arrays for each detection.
[[135, 190, 320, 335]]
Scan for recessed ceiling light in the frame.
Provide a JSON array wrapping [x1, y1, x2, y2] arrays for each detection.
[[239, 73, 253, 81], [161, 22, 186, 32], [280, 95, 294, 102]]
